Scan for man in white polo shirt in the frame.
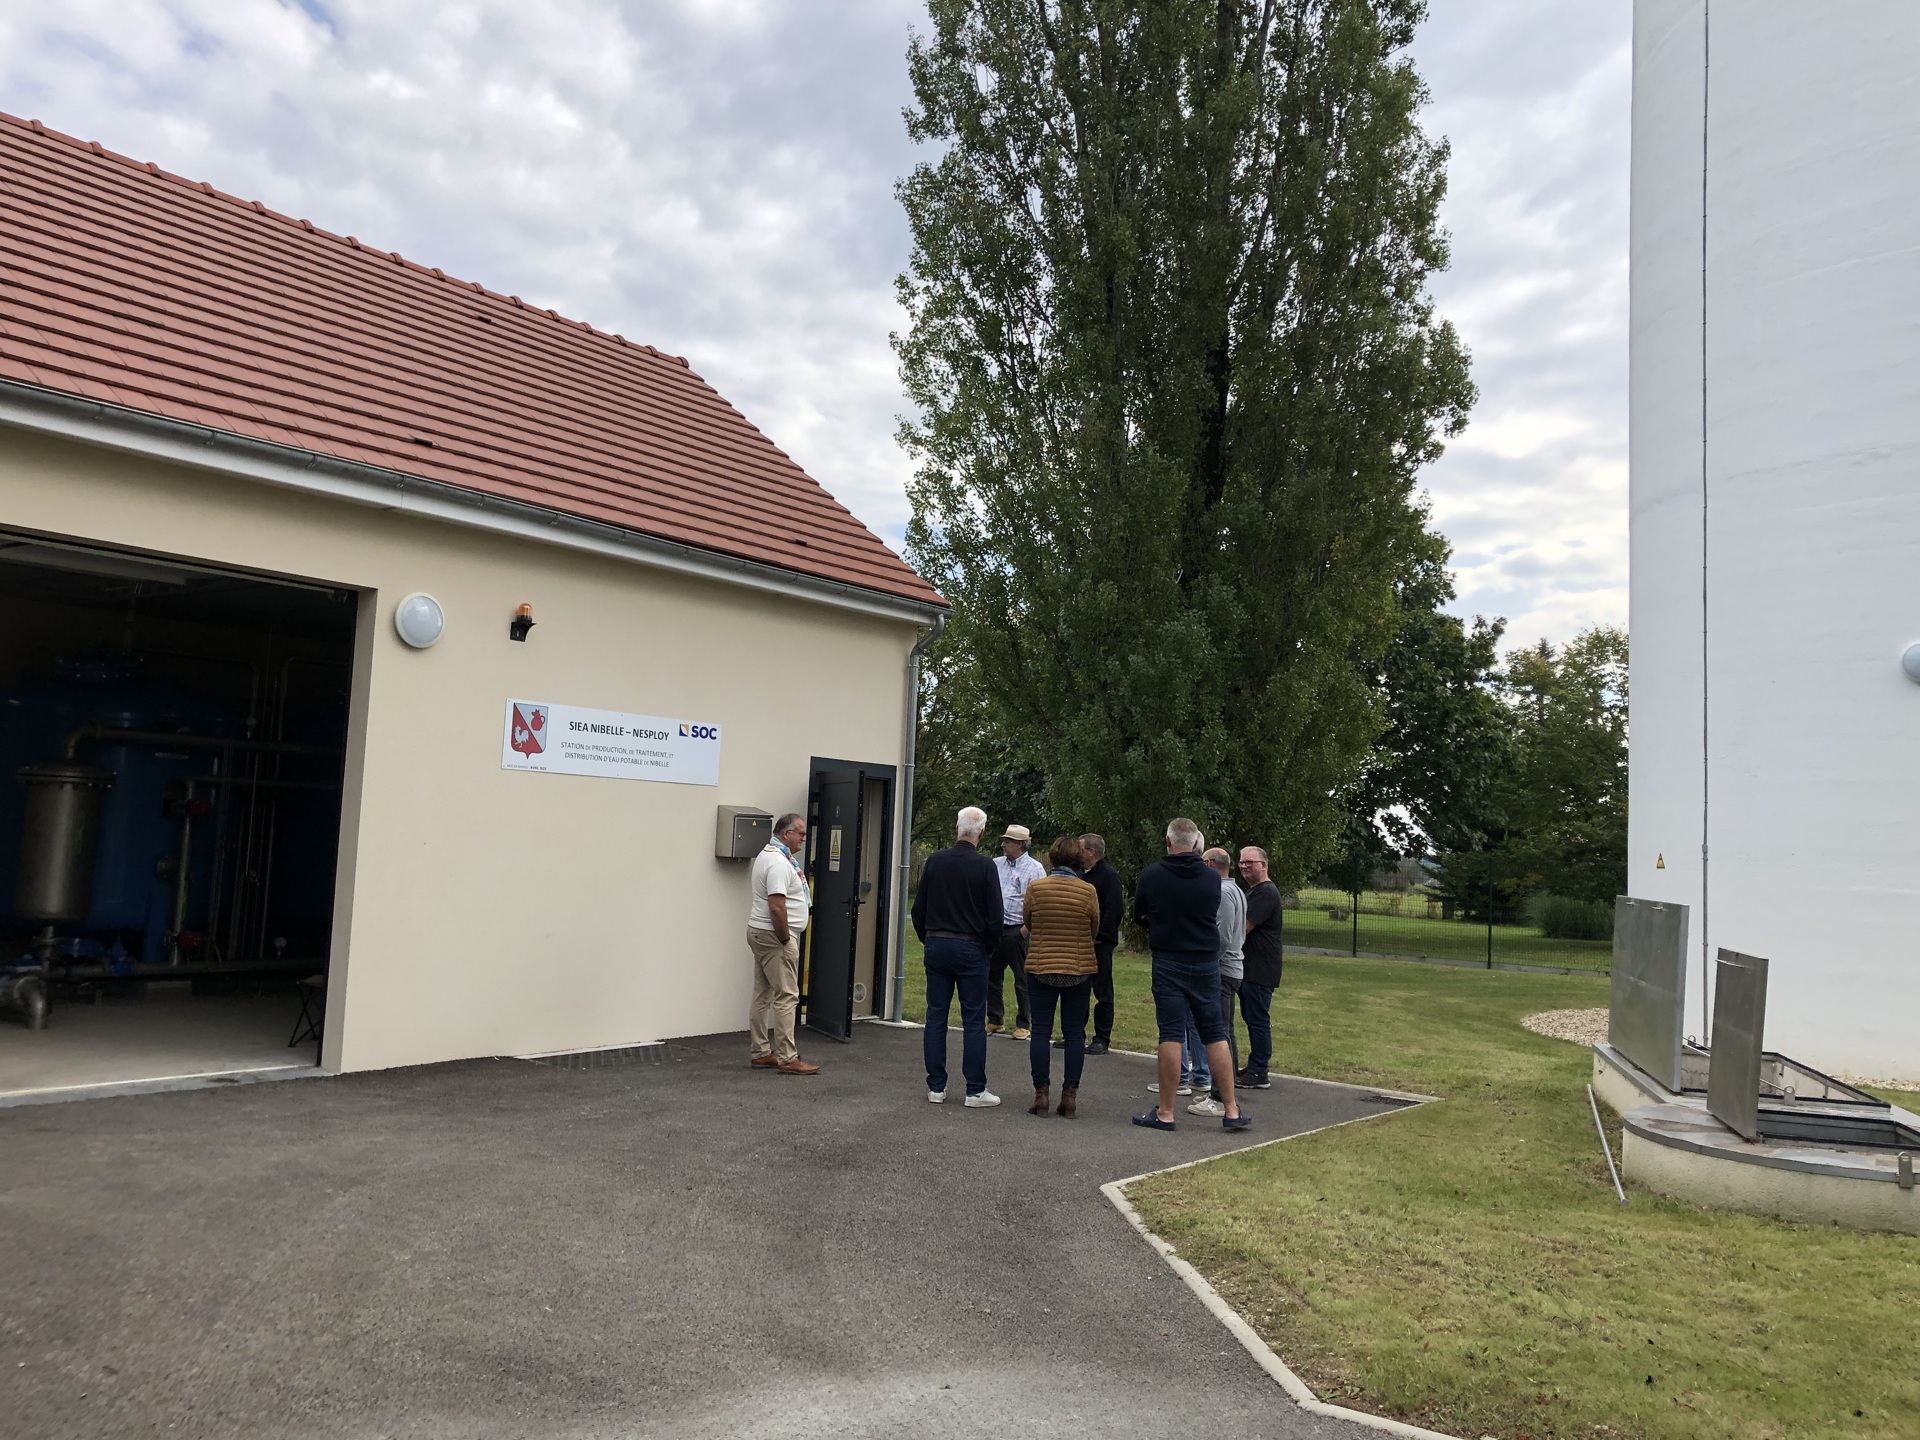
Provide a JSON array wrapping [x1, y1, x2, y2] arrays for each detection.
[[987, 822, 1046, 1039], [746, 812, 821, 1075]]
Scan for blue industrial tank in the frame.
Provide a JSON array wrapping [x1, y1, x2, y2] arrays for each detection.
[[0, 658, 237, 946]]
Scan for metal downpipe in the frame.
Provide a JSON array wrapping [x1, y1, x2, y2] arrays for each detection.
[[889, 611, 946, 1021]]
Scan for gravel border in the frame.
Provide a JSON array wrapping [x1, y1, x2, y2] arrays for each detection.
[[1520, 1008, 1608, 1046]]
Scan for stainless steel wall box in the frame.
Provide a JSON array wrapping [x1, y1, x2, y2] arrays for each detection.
[[715, 806, 772, 860]]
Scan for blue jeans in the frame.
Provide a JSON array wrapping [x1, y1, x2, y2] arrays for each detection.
[[1029, 976, 1093, 1089], [1181, 1027, 1212, 1088], [1239, 980, 1274, 1074], [923, 936, 990, 1095]]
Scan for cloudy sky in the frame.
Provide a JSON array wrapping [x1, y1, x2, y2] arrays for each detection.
[[0, 0, 1630, 649]]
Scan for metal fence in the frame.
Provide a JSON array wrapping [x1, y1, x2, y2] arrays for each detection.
[[1283, 885, 1612, 975]]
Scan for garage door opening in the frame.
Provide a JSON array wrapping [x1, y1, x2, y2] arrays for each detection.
[[0, 531, 357, 1100]]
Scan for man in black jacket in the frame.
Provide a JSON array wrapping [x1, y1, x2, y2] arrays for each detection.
[[1079, 833, 1124, 1054], [1131, 818, 1247, 1131], [910, 805, 1004, 1107], [1235, 845, 1284, 1088]]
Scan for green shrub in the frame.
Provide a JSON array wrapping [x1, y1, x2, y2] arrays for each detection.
[[1524, 893, 1614, 941]]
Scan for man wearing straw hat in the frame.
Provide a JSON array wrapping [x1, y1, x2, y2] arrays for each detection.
[[987, 822, 1045, 1039]]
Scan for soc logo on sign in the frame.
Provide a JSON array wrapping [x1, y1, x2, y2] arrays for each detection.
[[679, 723, 719, 740]]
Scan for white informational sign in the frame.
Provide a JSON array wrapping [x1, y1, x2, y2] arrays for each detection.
[[501, 699, 721, 786]]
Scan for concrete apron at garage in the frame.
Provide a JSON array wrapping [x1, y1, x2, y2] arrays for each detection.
[[0, 1022, 1400, 1440], [0, 985, 318, 1103]]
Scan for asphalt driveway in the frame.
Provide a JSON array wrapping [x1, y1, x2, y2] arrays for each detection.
[[0, 1022, 1405, 1439]]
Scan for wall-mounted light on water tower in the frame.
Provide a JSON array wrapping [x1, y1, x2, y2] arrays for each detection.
[[510, 602, 535, 642], [1901, 642, 1920, 683]]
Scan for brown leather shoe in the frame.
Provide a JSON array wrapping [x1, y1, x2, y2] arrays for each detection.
[[1029, 1085, 1050, 1115], [750, 1054, 780, 1068], [1057, 1085, 1077, 1118], [777, 1057, 821, 1075], [984, 1022, 1002, 1035]]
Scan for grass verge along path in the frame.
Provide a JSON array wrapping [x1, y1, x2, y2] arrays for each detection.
[[899, 936, 1919, 1438]]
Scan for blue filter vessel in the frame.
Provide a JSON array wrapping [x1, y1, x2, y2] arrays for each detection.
[[0, 657, 236, 948]]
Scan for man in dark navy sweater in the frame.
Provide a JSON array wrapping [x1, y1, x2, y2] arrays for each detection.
[[1131, 818, 1247, 1131], [910, 805, 1005, 1107]]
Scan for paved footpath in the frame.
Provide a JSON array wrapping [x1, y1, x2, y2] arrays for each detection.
[[0, 1022, 1403, 1439]]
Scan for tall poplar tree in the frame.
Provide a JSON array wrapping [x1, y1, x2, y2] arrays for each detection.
[[897, 0, 1473, 880]]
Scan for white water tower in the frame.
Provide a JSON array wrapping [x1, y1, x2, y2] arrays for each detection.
[[1629, 1, 1920, 1083]]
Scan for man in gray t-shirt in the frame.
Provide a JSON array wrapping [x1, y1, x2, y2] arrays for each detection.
[[1200, 848, 1246, 1108]]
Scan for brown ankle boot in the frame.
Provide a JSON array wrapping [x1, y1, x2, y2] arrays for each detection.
[[1057, 1085, 1077, 1118], [1029, 1085, 1050, 1115]]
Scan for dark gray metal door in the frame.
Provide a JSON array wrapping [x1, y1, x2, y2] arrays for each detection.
[[803, 767, 866, 1040]]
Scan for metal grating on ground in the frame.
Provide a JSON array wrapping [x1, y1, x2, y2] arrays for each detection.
[[518, 1042, 667, 1071]]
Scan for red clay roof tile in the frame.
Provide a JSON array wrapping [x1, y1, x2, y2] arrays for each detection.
[[0, 113, 941, 609]]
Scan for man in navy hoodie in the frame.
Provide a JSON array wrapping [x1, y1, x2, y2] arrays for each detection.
[[1131, 818, 1249, 1131]]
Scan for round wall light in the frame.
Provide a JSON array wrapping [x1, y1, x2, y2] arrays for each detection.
[[394, 592, 446, 649], [1902, 643, 1920, 683]]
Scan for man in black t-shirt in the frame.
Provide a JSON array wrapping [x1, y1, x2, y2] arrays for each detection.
[[1236, 845, 1284, 1088]]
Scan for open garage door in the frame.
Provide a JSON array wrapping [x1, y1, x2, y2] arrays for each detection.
[[0, 529, 357, 1100]]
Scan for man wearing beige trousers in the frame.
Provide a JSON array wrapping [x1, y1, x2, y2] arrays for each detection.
[[747, 812, 821, 1075]]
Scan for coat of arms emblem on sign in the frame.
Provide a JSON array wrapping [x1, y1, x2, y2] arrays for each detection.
[[511, 703, 547, 756]]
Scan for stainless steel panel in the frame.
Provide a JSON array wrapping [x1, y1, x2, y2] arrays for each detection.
[[1707, 949, 1769, 1142], [1609, 896, 1689, 1091]]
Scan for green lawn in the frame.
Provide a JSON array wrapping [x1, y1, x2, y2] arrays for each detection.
[[1860, 1083, 1920, 1110], [900, 933, 1920, 1439], [1285, 887, 1613, 972]]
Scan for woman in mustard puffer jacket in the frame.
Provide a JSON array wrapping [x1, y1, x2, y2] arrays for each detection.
[[1021, 834, 1102, 1116]]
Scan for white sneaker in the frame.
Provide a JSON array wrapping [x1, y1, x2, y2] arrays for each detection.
[[1147, 1082, 1194, 1096], [928, 1089, 947, 1103], [963, 1090, 1002, 1108], [1186, 1096, 1226, 1117]]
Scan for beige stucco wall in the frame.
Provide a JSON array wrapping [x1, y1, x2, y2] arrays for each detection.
[[0, 427, 921, 1072]]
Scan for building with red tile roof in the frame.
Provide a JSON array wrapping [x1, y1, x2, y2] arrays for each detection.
[[0, 113, 940, 1084]]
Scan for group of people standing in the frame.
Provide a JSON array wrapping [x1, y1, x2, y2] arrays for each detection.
[[981, 822, 1124, 1054], [910, 807, 1285, 1129]]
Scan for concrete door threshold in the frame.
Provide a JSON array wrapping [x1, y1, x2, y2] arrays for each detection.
[[0, 1061, 328, 1109]]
